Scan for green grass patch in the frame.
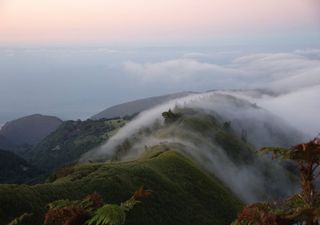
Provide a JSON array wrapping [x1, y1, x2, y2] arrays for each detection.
[[0, 150, 242, 225]]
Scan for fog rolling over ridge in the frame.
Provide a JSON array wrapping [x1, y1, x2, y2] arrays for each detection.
[[0, 47, 316, 203], [91, 92, 192, 120], [85, 90, 309, 160], [82, 91, 307, 202], [121, 49, 320, 136]]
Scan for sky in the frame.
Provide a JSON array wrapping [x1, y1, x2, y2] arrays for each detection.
[[0, 0, 319, 124], [0, 0, 319, 45]]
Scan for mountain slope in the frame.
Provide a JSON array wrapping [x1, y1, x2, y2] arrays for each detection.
[[25, 118, 126, 172], [91, 92, 192, 120], [0, 114, 62, 149], [0, 150, 242, 225], [87, 93, 302, 202], [0, 149, 41, 184], [0, 134, 13, 150]]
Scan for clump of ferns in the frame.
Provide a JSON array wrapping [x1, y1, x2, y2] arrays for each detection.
[[44, 192, 103, 225], [232, 136, 320, 225], [44, 186, 151, 225]]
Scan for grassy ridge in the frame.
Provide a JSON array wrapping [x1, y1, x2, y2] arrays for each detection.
[[0, 150, 242, 225]]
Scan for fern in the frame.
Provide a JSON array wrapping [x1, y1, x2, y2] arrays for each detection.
[[120, 198, 139, 212], [44, 193, 103, 225], [44, 206, 89, 225], [86, 205, 126, 225], [86, 186, 151, 225], [42, 186, 151, 225]]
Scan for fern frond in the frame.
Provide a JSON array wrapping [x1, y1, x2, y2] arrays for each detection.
[[86, 204, 126, 225], [120, 198, 139, 212]]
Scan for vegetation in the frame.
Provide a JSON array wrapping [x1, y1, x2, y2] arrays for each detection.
[[114, 108, 254, 164], [161, 109, 182, 124], [0, 150, 242, 225], [233, 136, 320, 225], [6, 187, 150, 225], [0, 149, 41, 184], [42, 187, 150, 225], [111, 108, 295, 201], [2, 106, 302, 224], [25, 118, 126, 172]]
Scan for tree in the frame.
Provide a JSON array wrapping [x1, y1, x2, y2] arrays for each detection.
[[223, 121, 232, 130], [161, 109, 182, 124], [233, 136, 320, 225]]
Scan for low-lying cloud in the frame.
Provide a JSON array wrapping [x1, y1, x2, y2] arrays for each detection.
[[80, 49, 320, 203], [124, 49, 320, 137], [83, 92, 302, 202], [257, 85, 320, 136], [124, 59, 248, 90], [124, 49, 320, 94]]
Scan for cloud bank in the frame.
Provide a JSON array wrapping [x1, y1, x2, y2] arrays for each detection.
[[124, 49, 320, 136], [84, 49, 320, 201], [124, 49, 320, 93], [83, 92, 302, 202]]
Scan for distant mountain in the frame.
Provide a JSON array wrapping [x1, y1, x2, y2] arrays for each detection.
[[0, 114, 63, 150], [91, 92, 192, 120], [0, 149, 41, 184]]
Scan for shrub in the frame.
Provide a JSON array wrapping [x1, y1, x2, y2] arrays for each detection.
[[233, 136, 320, 225]]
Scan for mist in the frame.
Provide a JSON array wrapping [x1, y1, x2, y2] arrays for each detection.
[[1, 47, 319, 123], [221, 86, 320, 137], [123, 48, 320, 136], [82, 92, 306, 202], [2, 46, 319, 203], [81, 48, 320, 199]]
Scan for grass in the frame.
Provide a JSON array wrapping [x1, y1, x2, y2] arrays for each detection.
[[0, 150, 242, 225]]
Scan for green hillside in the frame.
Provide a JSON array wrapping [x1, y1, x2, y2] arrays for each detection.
[[113, 108, 254, 164], [109, 108, 298, 202], [0, 107, 299, 224], [0, 149, 41, 184], [0, 150, 242, 225], [24, 118, 126, 172]]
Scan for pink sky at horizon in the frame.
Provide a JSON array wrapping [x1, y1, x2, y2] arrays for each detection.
[[0, 0, 319, 45]]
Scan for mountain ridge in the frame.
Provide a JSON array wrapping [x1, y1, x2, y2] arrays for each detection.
[[0, 150, 242, 225], [91, 92, 193, 120]]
